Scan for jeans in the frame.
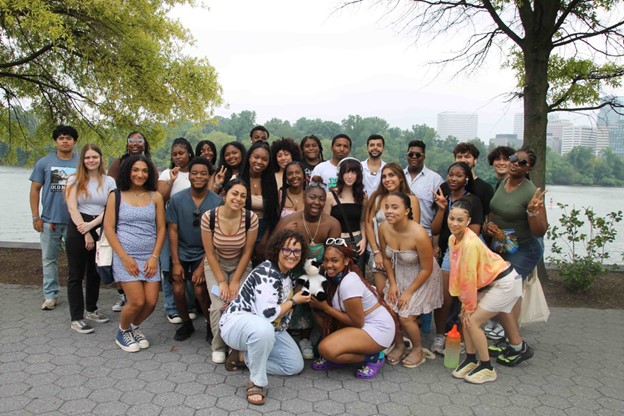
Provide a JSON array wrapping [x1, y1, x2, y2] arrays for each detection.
[[65, 215, 100, 321], [205, 256, 252, 353], [40, 222, 68, 300], [502, 236, 544, 280], [221, 314, 304, 387]]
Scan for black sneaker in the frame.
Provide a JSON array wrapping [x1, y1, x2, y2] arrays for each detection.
[[496, 341, 534, 367], [488, 337, 509, 358], [174, 321, 195, 341]]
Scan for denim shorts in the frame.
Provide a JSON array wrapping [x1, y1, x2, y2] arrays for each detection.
[[501, 236, 544, 280]]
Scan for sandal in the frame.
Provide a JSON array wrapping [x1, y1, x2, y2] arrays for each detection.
[[385, 345, 406, 366], [355, 357, 385, 379], [401, 348, 432, 368], [246, 380, 266, 405], [225, 349, 245, 371]]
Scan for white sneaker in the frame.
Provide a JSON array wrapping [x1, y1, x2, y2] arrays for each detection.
[[485, 322, 505, 341], [189, 312, 197, 320], [212, 351, 226, 364], [299, 339, 314, 359], [42, 298, 57, 310], [112, 293, 126, 312], [431, 334, 445, 355], [71, 320, 94, 334]]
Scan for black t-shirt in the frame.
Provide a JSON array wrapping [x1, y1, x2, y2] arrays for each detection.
[[436, 191, 484, 256], [440, 177, 494, 217]]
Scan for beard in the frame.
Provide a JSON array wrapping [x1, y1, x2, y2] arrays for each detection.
[[368, 150, 382, 159]]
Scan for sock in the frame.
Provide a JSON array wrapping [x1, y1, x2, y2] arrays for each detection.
[[510, 342, 523, 351], [117, 289, 124, 294], [363, 352, 381, 363], [119, 326, 129, 332], [130, 324, 138, 330], [474, 360, 493, 371], [466, 353, 477, 363]]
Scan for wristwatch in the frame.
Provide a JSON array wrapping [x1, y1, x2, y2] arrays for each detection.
[[32, 216, 41, 222], [290, 298, 297, 308]]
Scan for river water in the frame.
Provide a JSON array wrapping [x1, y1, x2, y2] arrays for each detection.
[[2, 166, 623, 263]]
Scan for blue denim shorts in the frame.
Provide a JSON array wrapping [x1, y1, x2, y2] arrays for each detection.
[[501, 236, 544, 280]]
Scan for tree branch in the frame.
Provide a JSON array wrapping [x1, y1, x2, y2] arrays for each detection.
[[481, 0, 523, 46], [0, 44, 55, 69], [553, 20, 624, 48]]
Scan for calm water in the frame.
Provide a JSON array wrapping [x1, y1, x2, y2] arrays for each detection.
[[2, 166, 623, 262]]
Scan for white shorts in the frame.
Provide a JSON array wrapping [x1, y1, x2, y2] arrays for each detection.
[[477, 272, 523, 314]]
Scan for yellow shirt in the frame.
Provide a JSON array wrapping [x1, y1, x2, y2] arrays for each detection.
[[448, 228, 508, 313]]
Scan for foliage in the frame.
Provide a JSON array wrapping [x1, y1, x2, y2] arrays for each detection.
[[547, 203, 623, 292], [0, 0, 223, 163]]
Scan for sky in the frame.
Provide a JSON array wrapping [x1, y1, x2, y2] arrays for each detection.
[[170, 1, 617, 140]]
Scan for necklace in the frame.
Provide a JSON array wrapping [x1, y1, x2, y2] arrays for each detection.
[[132, 191, 147, 198], [302, 212, 321, 245]]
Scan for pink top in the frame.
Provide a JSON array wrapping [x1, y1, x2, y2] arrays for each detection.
[[448, 228, 508, 314]]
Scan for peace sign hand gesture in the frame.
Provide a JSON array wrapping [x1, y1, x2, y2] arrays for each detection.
[[432, 188, 447, 210], [527, 187, 547, 215]]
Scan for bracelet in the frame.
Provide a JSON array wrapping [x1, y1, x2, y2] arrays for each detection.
[[372, 250, 380, 255], [151, 255, 159, 260], [214, 182, 222, 189], [526, 209, 539, 217]]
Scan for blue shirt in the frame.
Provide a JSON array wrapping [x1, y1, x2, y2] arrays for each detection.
[[404, 165, 444, 235], [165, 189, 222, 261], [30, 153, 78, 224]]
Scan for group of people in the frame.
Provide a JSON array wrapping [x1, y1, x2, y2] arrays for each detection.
[[29, 124, 548, 404]]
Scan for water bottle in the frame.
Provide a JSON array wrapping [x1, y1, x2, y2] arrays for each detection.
[[443, 324, 462, 369]]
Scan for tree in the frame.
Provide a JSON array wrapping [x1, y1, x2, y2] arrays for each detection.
[[0, 0, 222, 160], [346, 0, 624, 188]]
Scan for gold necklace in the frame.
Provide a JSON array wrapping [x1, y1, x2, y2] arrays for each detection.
[[133, 191, 147, 197], [302, 212, 321, 245]]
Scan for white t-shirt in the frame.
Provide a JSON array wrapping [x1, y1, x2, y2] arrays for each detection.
[[331, 272, 378, 312], [361, 158, 386, 197], [310, 160, 339, 189], [159, 169, 190, 197]]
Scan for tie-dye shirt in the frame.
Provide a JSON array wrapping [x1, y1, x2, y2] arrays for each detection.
[[448, 228, 508, 314]]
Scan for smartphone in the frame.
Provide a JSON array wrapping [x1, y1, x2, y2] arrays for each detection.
[[210, 284, 220, 296]]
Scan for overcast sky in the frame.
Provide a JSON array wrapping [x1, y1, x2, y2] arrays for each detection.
[[171, 1, 612, 140]]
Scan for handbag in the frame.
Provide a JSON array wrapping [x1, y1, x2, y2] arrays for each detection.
[[490, 228, 519, 254], [96, 189, 121, 285], [330, 190, 360, 263], [519, 270, 550, 326]]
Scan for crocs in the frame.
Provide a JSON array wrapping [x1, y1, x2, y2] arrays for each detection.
[[311, 356, 345, 371], [355, 357, 385, 379]]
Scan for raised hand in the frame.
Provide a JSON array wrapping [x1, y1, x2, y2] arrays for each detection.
[[527, 187, 547, 215], [432, 187, 448, 210]]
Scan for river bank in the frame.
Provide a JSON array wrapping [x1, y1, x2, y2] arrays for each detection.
[[2, 246, 622, 310]]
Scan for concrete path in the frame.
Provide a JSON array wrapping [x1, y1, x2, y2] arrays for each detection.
[[1, 283, 623, 415]]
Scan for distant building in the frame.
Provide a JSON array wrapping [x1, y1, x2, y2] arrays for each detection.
[[513, 113, 524, 141], [597, 97, 624, 157], [437, 112, 478, 141], [561, 126, 596, 154], [490, 134, 522, 148]]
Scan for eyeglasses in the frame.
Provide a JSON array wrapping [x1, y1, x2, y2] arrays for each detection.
[[192, 208, 200, 227], [280, 247, 303, 257], [127, 138, 145, 145], [407, 152, 424, 159], [325, 238, 348, 247], [509, 154, 529, 167]]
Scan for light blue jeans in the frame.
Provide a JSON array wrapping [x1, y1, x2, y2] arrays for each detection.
[[40, 222, 68, 300], [221, 314, 304, 387]]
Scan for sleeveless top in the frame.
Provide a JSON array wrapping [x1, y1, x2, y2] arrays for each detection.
[[330, 203, 362, 233]]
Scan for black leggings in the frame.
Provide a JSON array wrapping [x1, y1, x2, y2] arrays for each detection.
[[65, 213, 101, 321]]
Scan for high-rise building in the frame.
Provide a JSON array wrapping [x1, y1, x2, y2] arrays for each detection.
[[513, 113, 524, 141], [561, 126, 596, 154], [437, 112, 478, 141], [489, 134, 522, 148], [597, 97, 624, 156]]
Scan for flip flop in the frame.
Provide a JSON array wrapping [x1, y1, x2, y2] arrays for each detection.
[[246, 380, 266, 406]]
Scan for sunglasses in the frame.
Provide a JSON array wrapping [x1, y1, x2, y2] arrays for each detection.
[[280, 247, 303, 257], [407, 152, 424, 159], [127, 138, 145, 145], [325, 238, 348, 247], [192, 208, 201, 227], [509, 154, 529, 167], [308, 180, 328, 191]]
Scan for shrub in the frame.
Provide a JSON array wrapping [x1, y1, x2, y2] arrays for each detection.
[[547, 204, 622, 293]]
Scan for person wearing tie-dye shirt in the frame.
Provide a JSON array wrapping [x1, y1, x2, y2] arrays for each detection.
[[447, 198, 533, 385]]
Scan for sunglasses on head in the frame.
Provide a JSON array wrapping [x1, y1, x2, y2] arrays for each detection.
[[509, 154, 529, 167], [192, 208, 200, 227], [407, 152, 424, 159], [127, 138, 144, 145], [325, 238, 348, 247]]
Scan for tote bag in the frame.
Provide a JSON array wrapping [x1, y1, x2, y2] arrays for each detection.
[[95, 189, 120, 285], [519, 271, 550, 326]]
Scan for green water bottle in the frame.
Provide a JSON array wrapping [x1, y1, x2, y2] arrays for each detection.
[[443, 324, 462, 369]]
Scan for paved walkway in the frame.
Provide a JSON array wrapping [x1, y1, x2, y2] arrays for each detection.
[[0, 283, 623, 416]]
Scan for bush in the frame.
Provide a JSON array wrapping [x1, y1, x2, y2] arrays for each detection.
[[547, 204, 622, 293]]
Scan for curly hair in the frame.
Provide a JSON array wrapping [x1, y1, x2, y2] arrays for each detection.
[[117, 154, 157, 191], [487, 146, 515, 166], [265, 229, 309, 269], [240, 141, 280, 234], [334, 158, 365, 206], [271, 137, 302, 173], [453, 142, 480, 159]]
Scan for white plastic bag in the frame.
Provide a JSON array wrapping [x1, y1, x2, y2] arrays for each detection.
[[519, 271, 550, 326]]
